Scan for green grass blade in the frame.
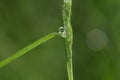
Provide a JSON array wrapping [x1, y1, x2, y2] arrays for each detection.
[[0, 33, 57, 68], [63, 0, 74, 80]]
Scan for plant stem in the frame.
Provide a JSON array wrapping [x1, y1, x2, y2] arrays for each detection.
[[0, 33, 57, 68], [63, 0, 73, 80]]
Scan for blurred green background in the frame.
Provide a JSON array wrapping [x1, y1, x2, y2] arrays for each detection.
[[0, 0, 120, 80]]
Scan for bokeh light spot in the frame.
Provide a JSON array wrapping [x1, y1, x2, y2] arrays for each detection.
[[87, 29, 108, 51]]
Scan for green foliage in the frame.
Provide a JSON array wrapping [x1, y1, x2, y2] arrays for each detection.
[[0, 0, 74, 80], [0, 0, 120, 80]]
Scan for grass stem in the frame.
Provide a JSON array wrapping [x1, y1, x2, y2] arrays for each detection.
[[63, 0, 74, 80]]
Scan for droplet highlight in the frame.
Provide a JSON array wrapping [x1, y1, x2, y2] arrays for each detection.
[[58, 27, 66, 38]]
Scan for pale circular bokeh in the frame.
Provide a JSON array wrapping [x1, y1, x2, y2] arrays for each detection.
[[87, 29, 108, 51]]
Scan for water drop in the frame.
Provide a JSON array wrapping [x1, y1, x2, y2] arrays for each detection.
[[58, 27, 66, 38]]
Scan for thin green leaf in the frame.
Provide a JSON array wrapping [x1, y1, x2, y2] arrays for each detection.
[[0, 33, 57, 68]]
